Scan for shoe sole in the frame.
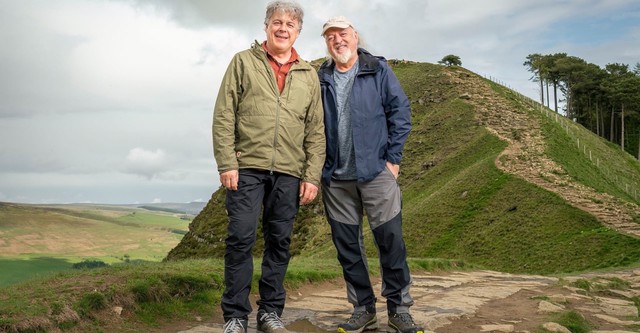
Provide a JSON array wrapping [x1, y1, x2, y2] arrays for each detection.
[[337, 319, 378, 333], [257, 325, 290, 333], [388, 322, 424, 333], [258, 323, 291, 333]]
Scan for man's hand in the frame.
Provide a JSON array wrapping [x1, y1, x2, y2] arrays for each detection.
[[299, 182, 319, 205], [386, 161, 400, 179], [219, 170, 239, 191]]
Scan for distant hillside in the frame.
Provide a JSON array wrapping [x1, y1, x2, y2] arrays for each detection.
[[135, 201, 207, 215], [0, 202, 190, 285], [166, 62, 640, 274]]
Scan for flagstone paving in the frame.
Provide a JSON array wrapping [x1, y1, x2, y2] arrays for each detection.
[[177, 269, 640, 333]]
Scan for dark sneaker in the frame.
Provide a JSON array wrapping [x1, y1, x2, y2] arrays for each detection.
[[223, 318, 247, 333], [337, 309, 378, 333], [388, 313, 424, 333], [257, 311, 290, 333]]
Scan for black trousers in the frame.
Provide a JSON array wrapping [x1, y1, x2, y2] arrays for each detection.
[[322, 169, 414, 313], [329, 214, 414, 313], [221, 169, 300, 321]]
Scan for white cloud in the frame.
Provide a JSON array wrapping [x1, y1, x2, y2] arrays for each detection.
[[124, 148, 169, 179]]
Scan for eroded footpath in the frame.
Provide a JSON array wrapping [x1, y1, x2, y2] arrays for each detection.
[[177, 269, 640, 333]]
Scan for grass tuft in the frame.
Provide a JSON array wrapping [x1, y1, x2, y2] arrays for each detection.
[[551, 311, 593, 333], [571, 279, 592, 292], [76, 291, 107, 317]]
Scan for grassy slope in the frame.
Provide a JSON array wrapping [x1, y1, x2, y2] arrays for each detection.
[[541, 107, 640, 206], [393, 63, 640, 274], [0, 259, 226, 332], [0, 256, 468, 332]]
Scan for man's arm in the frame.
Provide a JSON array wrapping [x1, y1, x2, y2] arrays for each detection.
[[299, 68, 325, 204], [301, 70, 326, 188], [381, 61, 411, 166], [213, 55, 242, 189]]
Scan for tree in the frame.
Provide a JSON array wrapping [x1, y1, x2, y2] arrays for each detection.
[[438, 54, 462, 67], [524, 53, 546, 105], [554, 55, 586, 119], [602, 63, 640, 155], [72, 259, 108, 269], [572, 63, 606, 135], [548, 53, 570, 113]]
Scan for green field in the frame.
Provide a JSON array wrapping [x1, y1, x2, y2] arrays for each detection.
[[0, 202, 191, 286], [0, 257, 73, 287]]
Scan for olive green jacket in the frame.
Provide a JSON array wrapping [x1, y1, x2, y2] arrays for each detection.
[[212, 42, 325, 186]]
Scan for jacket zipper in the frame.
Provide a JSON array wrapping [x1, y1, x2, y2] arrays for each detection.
[[271, 95, 280, 175], [264, 51, 281, 175], [271, 63, 300, 175], [270, 68, 287, 175]]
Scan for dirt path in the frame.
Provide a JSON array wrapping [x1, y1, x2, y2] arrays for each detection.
[[448, 70, 640, 238], [176, 269, 640, 333]]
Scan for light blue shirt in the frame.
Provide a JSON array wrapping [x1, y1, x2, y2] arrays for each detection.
[[332, 60, 359, 180]]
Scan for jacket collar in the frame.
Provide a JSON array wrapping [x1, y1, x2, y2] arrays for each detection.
[[356, 48, 382, 73], [319, 48, 382, 79], [251, 40, 311, 72]]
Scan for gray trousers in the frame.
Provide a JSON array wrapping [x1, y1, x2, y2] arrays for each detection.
[[322, 167, 414, 314], [221, 169, 299, 321]]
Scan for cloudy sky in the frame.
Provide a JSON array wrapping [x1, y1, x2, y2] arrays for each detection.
[[0, 0, 638, 204]]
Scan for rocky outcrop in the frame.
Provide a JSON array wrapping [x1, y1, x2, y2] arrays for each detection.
[[165, 187, 330, 261]]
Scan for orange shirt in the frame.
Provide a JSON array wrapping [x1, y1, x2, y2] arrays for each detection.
[[262, 41, 299, 93]]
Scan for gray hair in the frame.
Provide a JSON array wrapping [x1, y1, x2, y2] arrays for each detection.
[[264, 1, 304, 31]]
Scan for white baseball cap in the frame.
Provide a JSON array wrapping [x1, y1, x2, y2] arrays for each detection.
[[321, 16, 354, 36]]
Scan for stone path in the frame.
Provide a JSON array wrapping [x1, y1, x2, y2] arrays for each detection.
[[177, 269, 640, 333]]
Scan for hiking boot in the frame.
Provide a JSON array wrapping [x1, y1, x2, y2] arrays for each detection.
[[223, 318, 247, 333], [257, 311, 290, 333], [337, 309, 378, 333], [388, 312, 424, 333]]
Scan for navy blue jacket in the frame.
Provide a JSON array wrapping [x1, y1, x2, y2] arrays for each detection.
[[318, 48, 411, 186]]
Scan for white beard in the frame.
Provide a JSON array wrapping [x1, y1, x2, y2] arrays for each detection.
[[334, 48, 353, 65]]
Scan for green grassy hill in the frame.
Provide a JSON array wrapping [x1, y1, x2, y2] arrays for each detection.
[[168, 62, 640, 274]]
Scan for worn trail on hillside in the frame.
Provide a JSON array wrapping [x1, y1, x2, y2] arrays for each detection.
[[448, 69, 640, 238], [176, 270, 640, 333]]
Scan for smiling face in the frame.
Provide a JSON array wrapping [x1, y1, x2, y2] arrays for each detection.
[[264, 11, 300, 56], [324, 27, 358, 67]]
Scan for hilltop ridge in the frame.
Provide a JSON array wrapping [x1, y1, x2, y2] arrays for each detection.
[[448, 69, 640, 237]]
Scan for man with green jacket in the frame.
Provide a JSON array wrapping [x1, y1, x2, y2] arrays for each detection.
[[212, 2, 324, 333]]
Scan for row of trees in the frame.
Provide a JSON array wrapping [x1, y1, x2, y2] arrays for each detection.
[[523, 53, 640, 158]]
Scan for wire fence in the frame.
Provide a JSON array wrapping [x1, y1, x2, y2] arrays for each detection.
[[483, 74, 640, 203]]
